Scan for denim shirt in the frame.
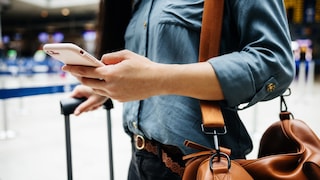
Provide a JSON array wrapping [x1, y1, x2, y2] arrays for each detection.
[[123, 0, 294, 157]]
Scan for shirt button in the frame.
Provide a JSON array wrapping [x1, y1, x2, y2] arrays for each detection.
[[143, 21, 147, 29], [266, 83, 276, 92], [132, 121, 138, 129]]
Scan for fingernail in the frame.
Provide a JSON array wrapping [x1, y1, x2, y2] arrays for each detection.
[[74, 110, 80, 116]]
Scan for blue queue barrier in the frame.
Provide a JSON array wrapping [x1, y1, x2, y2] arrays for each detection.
[[0, 83, 78, 99], [0, 83, 79, 140]]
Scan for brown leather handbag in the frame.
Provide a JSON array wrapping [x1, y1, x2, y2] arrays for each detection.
[[235, 94, 320, 180], [183, 93, 320, 180]]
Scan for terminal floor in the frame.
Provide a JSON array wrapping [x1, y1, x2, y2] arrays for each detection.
[[0, 74, 320, 180]]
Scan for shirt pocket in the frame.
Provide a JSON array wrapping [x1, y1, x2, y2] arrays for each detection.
[[158, 0, 204, 31]]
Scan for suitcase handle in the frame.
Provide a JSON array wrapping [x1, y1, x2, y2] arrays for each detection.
[[60, 98, 113, 115], [59, 97, 114, 180]]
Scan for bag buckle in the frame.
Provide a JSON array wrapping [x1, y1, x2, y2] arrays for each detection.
[[209, 152, 231, 171], [201, 125, 227, 136], [201, 125, 228, 161]]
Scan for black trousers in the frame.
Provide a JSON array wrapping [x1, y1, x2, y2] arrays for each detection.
[[127, 143, 181, 180]]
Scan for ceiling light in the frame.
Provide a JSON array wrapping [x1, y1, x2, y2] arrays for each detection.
[[61, 8, 70, 16], [40, 10, 48, 18], [18, 0, 99, 9]]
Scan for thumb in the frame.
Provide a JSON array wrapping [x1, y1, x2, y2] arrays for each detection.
[[101, 50, 130, 65]]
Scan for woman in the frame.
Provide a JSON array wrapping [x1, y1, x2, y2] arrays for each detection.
[[62, 0, 295, 179]]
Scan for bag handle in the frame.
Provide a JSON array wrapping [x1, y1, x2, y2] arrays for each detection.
[[199, 0, 225, 129]]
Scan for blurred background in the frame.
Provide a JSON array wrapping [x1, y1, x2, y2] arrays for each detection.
[[0, 0, 320, 180]]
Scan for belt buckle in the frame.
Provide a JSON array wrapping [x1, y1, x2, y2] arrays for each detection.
[[135, 135, 145, 150]]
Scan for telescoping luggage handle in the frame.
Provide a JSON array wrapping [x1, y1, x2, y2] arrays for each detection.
[[60, 98, 114, 180]]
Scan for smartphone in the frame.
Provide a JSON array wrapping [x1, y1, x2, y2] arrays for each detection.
[[43, 43, 104, 67]]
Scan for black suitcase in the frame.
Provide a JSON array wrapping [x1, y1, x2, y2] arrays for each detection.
[[60, 98, 114, 180]]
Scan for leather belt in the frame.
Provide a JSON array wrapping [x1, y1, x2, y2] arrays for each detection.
[[134, 135, 185, 177]]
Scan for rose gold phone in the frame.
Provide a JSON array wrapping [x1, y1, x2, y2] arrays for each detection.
[[43, 43, 104, 67]]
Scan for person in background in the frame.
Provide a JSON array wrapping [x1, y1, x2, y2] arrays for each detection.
[[294, 40, 313, 81], [62, 0, 295, 179]]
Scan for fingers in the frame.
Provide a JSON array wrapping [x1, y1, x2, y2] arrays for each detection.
[[62, 65, 95, 78], [74, 100, 97, 116], [68, 85, 107, 116], [69, 85, 92, 98], [73, 95, 105, 116], [62, 50, 132, 79], [77, 77, 107, 91]]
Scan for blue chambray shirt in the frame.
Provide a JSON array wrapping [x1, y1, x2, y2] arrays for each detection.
[[123, 0, 294, 156]]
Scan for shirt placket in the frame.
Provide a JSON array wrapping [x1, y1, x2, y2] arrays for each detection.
[[127, 0, 154, 135]]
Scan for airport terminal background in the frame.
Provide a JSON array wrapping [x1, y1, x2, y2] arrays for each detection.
[[1, 0, 320, 179]]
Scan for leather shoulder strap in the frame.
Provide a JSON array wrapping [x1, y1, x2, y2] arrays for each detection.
[[199, 0, 225, 128]]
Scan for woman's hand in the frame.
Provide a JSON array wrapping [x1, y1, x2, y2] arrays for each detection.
[[62, 50, 164, 101], [62, 49, 224, 102], [70, 85, 109, 115]]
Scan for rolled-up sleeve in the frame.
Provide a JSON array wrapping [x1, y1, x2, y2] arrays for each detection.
[[209, 0, 295, 108]]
